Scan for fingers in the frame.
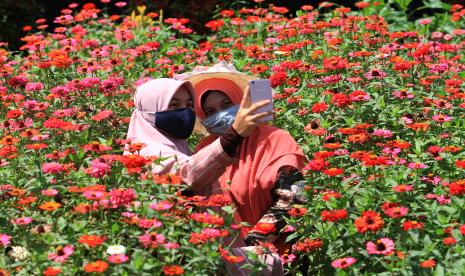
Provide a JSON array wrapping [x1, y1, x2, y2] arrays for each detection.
[[240, 86, 251, 108], [249, 111, 273, 122], [247, 100, 271, 113]]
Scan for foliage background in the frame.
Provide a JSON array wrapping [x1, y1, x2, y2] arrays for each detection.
[[1, 0, 463, 51]]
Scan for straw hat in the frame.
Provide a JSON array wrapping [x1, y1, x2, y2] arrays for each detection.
[[174, 61, 258, 93]]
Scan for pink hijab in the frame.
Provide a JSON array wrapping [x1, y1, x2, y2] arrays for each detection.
[[194, 79, 306, 232], [126, 78, 195, 167]]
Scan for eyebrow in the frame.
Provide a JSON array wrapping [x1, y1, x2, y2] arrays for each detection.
[[171, 97, 193, 102]]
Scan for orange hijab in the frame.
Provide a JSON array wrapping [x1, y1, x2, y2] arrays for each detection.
[[194, 78, 306, 229]]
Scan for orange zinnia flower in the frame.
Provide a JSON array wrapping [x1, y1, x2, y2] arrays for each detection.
[[0, 135, 20, 146], [354, 211, 384, 233], [323, 168, 344, 176], [39, 201, 62, 211], [348, 132, 368, 143], [79, 235, 106, 247], [84, 260, 108, 273]]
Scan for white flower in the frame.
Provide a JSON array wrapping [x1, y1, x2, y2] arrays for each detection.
[[106, 245, 126, 255], [8, 246, 30, 262]]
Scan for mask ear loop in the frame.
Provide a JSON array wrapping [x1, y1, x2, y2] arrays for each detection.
[[136, 109, 157, 126]]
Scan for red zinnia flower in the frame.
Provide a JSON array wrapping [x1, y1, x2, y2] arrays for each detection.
[[292, 238, 323, 253], [384, 206, 409, 218], [269, 71, 287, 88], [321, 209, 348, 222], [323, 168, 344, 176], [420, 259, 436, 268], [252, 223, 276, 235], [443, 236, 456, 245], [288, 207, 307, 217], [456, 160, 465, 169], [311, 102, 328, 113], [163, 265, 184, 275], [43, 267, 61, 276], [402, 220, 424, 231]]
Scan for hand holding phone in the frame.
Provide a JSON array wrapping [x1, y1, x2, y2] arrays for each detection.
[[249, 79, 273, 122], [231, 82, 274, 137]]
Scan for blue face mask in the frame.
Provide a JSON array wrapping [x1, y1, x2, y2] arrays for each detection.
[[144, 108, 196, 140], [201, 105, 239, 137]]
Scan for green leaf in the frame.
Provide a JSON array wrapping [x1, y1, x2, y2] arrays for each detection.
[[435, 264, 445, 276]]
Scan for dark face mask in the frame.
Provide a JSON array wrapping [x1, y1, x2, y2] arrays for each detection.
[[151, 108, 196, 140]]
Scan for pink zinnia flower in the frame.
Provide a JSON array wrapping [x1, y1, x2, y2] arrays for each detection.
[[108, 254, 129, 264], [436, 195, 451, 205], [25, 82, 44, 92], [108, 188, 137, 208], [384, 206, 409, 218], [12, 217, 33, 225], [0, 234, 11, 246], [366, 238, 395, 255], [48, 245, 74, 263], [83, 190, 107, 201], [419, 18, 432, 25], [85, 158, 110, 178], [42, 189, 59, 197], [281, 253, 296, 265], [139, 232, 166, 248], [407, 162, 427, 169], [42, 162, 65, 174], [150, 201, 173, 211], [163, 242, 180, 250], [432, 114, 452, 123], [372, 129, 393, 138], [364, 68, 387, 80], [137, 218, 162, 229], [115, 1, 127, 7], [429, 63, 448, 74], [331, 257, 357, 269], [393, 185, 413, 193]]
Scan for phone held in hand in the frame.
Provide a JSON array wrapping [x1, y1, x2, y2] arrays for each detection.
[[249, 79, 273, 122]]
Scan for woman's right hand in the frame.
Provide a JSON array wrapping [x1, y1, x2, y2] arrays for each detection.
[[232, 86, 273, 137]]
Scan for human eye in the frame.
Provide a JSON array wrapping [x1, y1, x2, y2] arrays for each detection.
[[169, 103, 179, 110], [204, 109, 214, 117], [221, 101, 233, 109]]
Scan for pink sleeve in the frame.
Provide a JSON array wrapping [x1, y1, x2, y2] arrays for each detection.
[[178, 138, 237, 195]]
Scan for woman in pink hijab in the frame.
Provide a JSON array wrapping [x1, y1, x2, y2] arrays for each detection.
[[126, 78, 272, 195]]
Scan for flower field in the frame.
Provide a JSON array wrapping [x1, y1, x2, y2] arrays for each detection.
[[2, 0, 465, 275]]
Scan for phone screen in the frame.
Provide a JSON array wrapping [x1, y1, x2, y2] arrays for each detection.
[[249, 79, 273, 122]]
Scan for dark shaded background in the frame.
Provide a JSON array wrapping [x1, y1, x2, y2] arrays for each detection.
[[0, 0, 461, 51]]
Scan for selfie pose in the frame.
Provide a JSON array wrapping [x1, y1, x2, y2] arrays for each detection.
[[125, 77, 270, 195], [126, 76, 283, 275], [178, 62, 307, 251]]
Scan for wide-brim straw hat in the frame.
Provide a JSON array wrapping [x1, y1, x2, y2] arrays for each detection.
[[174, 61, 258, 92]]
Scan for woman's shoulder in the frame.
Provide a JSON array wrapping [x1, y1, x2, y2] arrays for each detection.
[[256, 125, 294, 140]]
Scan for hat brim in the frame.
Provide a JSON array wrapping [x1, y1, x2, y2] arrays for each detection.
[[182, 71, 258, 92]]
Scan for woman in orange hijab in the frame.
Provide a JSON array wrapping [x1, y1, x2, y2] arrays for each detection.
[[177, 62, 307, 252]]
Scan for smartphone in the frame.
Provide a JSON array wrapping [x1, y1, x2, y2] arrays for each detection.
[[249, 79, 273, 122]]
